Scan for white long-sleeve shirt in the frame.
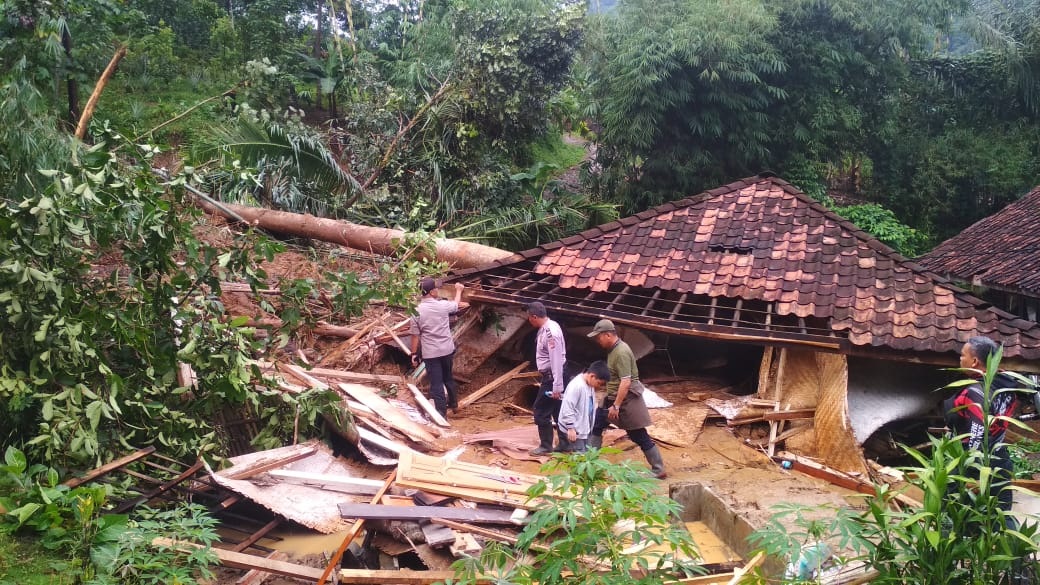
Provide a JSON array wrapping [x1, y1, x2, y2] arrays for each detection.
[[535, 318, 566, 394], [558, 374, 596, 439]]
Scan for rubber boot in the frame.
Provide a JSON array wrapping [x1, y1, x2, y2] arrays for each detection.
[[529, 425, 555, 456], [644, 445, 667, 479], [587, 434, 603, 449]]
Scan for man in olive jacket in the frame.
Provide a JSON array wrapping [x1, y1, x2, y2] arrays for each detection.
[[587, 319, 666, 479]]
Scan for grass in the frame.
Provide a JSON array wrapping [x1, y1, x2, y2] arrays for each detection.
[[0, 532, 71, 585], [530, 131, 587, 177]]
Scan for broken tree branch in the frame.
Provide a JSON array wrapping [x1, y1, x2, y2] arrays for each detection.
[[75, 44, 127, 140]]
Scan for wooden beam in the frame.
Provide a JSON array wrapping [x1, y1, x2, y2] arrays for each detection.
[[63, 446, 156, 488], [408, 383, 450, 428], [731, 298, 743, 327], [708, 297, 718, 325], [152, 538, 324, 581], [457, 361, 531, 409], [606, 285, 631, 311], [218, 444, 318, 481], [274, 365, 407, 385], [233, 518, 281, 553], [336, 569, 489, 585], [337, 503, 518, 524], [266, 469, 385, 495], [642, 290, 662, 317], [317, 471, 397, 585], [762, 409, 815, 421], [357, 426, 407, 455], [235, 551, 288, 585], [670, 293, 689, 319], [338, 383, 440, 443]]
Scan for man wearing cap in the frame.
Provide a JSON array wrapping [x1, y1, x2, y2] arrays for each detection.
[[526, 301, 570, 455], [410, 278, 469, 418], [587, 319, 667, 479]]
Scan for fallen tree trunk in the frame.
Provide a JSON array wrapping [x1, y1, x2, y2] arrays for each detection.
[[197, 200, 517, 269]]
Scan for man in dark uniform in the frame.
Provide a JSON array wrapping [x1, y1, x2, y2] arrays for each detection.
[[586, 319, 667, 479]]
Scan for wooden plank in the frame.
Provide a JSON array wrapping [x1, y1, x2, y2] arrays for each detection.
[[301, 366, 406, 385], [233, 518, 280, 553], [774, 453, 873, 495], [763, 409, 815, 421], [152, 538, 323, 580], [63, 446, 157, 488], [338, 382, 440, 443], [317, 471, 397, 585], [727, 551, 766, 585], [218, 443, 318, 480], [421, 522, 457, 548], [395, 478, 532, 509], [337, 503, 518, 524], [357, 426, 407, 455], [458, 361, 531, 409], [236, 551, 287, 585], [266, 469, 385, 495], [336, 569, 490, 585], [430, 519, 522, 545], [408, 383, 451, 427], [281, 363, 330, 390]]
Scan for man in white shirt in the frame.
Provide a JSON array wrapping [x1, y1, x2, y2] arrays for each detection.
[[558, 361, 609, 452], [525, 301, 568, 455]]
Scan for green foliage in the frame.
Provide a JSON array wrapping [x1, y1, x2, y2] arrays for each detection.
[[451, 0, 585, 147], [748, 351, 1040, 584], [450, 449, 703, 585], [0, 446, 219, 585], [212, 115, 362, 217], [834, 203, 931, 257], [0, 530, 70, 585], [1008, 439, 1040, 480], [590, 0, 785, 210]]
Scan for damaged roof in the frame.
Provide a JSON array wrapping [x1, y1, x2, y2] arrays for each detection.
[[454, 175, 1040, 362], [918, 185, 1040, 298]]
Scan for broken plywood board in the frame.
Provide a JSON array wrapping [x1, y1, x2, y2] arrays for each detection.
[[207, 442, 368, 534], [338, 383, 441, 443], [644, 404, 710, 448], [452, 306, 529, 378]]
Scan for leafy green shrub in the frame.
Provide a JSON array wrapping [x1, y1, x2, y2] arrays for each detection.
[[748, 353, 1040, 584], [450, 449, 703, 585], [0, 447, 218, 585], [834, 203, 931, 257]]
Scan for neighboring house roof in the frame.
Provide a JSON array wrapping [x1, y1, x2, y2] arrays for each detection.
[[453, 175, 1040, 364], [918, 185, 1040, 297]]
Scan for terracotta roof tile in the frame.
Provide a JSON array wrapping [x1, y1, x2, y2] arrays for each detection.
[[458, 175, 1040, 361]]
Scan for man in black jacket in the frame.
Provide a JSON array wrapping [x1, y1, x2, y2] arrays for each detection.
[[944, 336, 1021, 518]]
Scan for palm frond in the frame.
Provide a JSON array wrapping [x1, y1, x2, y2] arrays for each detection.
[[217, 118, 361, 207]]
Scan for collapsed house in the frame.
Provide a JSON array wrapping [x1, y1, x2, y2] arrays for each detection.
[[918, 184, 1040, 323], [448, 174, 1040, 474]]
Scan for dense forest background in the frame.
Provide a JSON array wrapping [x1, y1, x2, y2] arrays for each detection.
[[2, 0, 1040, 468]]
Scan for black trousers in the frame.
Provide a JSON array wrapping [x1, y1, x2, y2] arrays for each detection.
[[533, 370, 562, 428], [424, 352, 458, 416], [591, 406, 655, 451]]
